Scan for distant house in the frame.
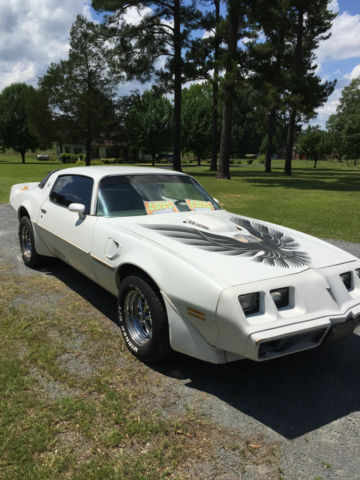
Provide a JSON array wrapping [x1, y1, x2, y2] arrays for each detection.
[[56, 139, 124, 160], [56, 136, 151, 162]]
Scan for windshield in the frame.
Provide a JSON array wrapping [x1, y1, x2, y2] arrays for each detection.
[[96, 174, 220, 217]]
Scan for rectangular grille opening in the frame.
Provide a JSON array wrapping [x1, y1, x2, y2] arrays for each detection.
[[258, 328, 328, 360], [340, 272, 353, 291]]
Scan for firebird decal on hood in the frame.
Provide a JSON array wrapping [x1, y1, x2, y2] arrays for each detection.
[[144, 217, 311, 268]]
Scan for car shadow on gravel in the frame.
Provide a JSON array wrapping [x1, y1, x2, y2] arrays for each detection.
[[39, 258, 117, 322], [150, 335, 360, 440], [40, 258, 360, 441]]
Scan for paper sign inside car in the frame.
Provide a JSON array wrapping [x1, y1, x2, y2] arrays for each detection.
[[186, 199, 215, 211], [144, 200, 179, 215]]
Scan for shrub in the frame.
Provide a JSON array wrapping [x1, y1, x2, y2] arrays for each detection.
[[59, 153, 79, 163], [59, 153, 69, 163], [247, 159, 253, 165], [103, 157, 121, 164], [258, 154, 265, 164]]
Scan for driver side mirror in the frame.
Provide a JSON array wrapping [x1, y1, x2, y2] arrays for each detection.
[[68, 203, 85, 217]]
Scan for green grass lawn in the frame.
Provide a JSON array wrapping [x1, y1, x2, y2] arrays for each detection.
[[184, 160, 360, 243], [1, 152, 359, 242]]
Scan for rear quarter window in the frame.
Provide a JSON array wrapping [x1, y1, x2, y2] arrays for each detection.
[[38, 170, 59, 189]]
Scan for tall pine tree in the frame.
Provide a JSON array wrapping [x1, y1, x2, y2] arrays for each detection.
[[92, 0, 201, 172], [284, 0, 336, 175], [217, 0, 252, 179], [186, 0, 222, 171], [249, 0, 291, 173]]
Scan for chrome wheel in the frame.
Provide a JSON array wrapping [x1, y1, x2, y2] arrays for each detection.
[[118, 274, 171, 362], [18, 216, 44, 268], [123, 288, 153, 345], [20, 225, 32, 261]]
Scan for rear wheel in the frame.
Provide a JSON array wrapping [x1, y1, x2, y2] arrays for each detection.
[[19, 216, 44, 268], [118, 273, 171, 362]]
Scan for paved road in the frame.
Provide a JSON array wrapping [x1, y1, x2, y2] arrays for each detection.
[[1, 203, 360, 480]]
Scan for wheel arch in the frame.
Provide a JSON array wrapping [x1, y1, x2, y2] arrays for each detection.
[[18, 206, 30, 220], [116, 263, 162, 298]]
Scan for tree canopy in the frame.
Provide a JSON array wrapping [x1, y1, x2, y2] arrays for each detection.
[[0, 83, 39, 163], [182, 83, 213, 165], [326, 77, 360, 161], [38, 15, 118, 165], [0, 2, 340, 174], [122, 88, 173, 165], [296, 125, 328, 168]]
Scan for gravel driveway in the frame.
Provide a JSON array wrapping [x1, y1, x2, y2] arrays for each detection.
[[1, 203, 360, 480]]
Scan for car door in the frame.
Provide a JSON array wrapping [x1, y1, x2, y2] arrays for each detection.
[[36, 174, 97, 279]]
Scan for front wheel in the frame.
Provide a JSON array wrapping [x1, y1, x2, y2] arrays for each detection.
[[18, 216, 44, 268], [117, 273, 171, 362]]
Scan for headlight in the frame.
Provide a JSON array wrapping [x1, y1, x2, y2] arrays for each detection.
[[239, 292, 259, 316], [340, 272, 352, 290], [270, 287, 289, 309]]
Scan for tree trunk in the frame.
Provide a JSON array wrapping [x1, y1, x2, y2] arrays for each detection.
[[285, 108, 296, 175], [151, 153, 155, 167], [197, 154, 201, 166], [210, 0, 220, 172], [210, 77, 219, 172], [20, 150, 25, 164], [313, 155, 318, 168], [218, 100, 232, 179], [284, 8, 304, 176], [217, 2, 239, 180], [85, 137, 91, 166], [265, 108, 276, 173], [172, 0, 182, 172]]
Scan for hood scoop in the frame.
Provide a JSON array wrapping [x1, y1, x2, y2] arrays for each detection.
[[181, 213, 238, 234]]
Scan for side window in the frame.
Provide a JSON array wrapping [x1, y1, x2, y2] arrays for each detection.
[[49, 175, 93, 214]]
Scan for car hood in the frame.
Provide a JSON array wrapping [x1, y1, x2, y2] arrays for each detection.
[[111, 210, 357, 287]]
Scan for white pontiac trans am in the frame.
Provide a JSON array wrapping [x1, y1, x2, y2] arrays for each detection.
[[10, 166, 360, 363]]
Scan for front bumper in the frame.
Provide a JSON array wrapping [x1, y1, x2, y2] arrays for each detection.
[[246, 310, 360, 361]]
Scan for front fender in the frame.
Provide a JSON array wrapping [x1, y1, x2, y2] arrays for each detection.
[[91, 223, 223, 347]]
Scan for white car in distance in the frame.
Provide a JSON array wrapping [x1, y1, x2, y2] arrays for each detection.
[[10, 166, 360, 364]]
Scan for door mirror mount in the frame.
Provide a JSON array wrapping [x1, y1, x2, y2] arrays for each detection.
[[68, 203, 86, 216]]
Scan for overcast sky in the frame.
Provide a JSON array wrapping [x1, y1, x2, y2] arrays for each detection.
[[0, 0, 360, 127]]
